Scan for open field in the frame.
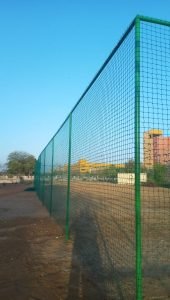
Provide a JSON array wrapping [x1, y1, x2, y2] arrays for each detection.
[[50, 181, 170, 299]]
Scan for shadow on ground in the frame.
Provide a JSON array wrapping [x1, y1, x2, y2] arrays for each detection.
[[24, 186, 35, 192], [67, 211, 107, 300]]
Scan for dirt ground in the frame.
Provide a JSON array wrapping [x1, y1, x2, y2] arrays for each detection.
[[51, 181, 170, 299], [0, 183, 169, 300], [0, 184, 101, 300]]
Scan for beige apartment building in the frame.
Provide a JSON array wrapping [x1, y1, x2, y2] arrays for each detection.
[[144, 129, 170, 168]]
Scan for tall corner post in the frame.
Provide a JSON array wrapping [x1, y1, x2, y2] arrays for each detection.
[[66, 113, 72, 240], [50, 139, 54, 215], [135, 16, 142, 300]]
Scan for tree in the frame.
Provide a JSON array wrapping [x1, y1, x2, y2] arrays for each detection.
[[153, 163, 167, 186], [125, 159, 135, 172], [98, 165, 118, 182], [0, 163, 7, 175], [7, 151, 36, 176], [146, 163, 170, 187]]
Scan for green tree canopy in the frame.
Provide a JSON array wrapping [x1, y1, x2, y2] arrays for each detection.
[[7, 151, 36, 176]]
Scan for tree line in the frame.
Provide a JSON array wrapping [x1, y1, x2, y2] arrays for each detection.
[[1, 151, 36, 176]]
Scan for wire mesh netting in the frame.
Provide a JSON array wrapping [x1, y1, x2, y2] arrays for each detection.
[[34, 16, 170, 300], [39, 151, 45, 203], [69, 27, 136, 299], [140, 20, 170, 299], [51, 120, 69, 229], [44, 141, 53, 211]]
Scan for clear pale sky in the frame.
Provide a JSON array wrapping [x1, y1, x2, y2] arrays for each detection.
[[0, 0, 170, 164]]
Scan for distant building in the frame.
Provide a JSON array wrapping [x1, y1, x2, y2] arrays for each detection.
[[71, 159, 113, 174], [69, 159, 125, 175], [144, 129, 170, 168]]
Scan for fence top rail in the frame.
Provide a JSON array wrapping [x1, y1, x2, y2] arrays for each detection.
[[38, 15, 170, 159], [138, 15, 170, 27]]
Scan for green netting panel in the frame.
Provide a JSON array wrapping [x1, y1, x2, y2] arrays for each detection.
[[68, 27, 136, 299], [34, 16, 170, 300], [37, 157, 41, 197], [35, 161, 39, 191], [34, 161, 37, 190], [44, 141, 53, 211], [37, 154, 41, 198], [51, 120, 69, 230], [39, 151, 45, 203], [35, 157, 41, 197], [140, 20, 170, 299]]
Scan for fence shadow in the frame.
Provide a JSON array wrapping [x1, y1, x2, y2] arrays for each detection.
[[67, 210, 107, 300], [24, 186, 35, 192], [66, 188, 136, 300]]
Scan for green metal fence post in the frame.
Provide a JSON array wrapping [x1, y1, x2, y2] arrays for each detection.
[[50, 139, 54, 215], [66, 113, 72, 240], [135, 16, 142, 300], [34, 162, 37, 190], [37, 157, 40, 197], [42, 149, 46, 205]]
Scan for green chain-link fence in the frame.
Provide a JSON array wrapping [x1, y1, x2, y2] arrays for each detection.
[[34, 16, 170, 299]]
